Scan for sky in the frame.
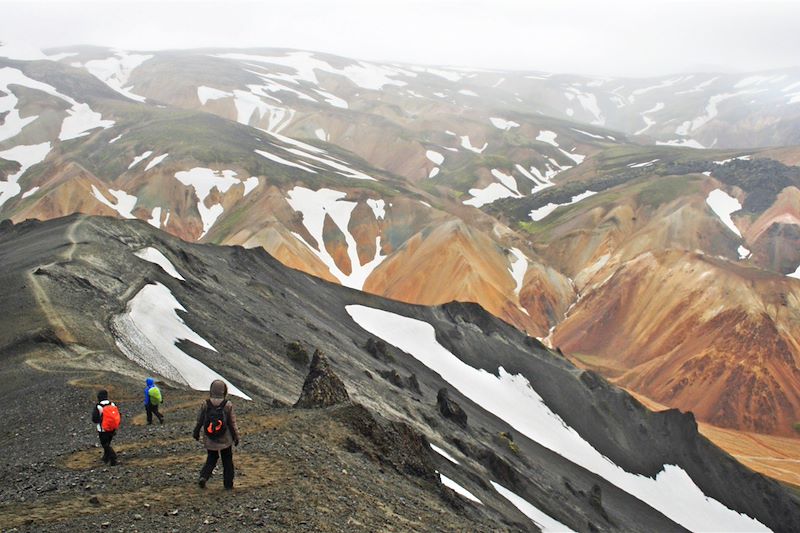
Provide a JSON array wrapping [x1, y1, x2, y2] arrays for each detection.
[[1, 0, 799, 77]]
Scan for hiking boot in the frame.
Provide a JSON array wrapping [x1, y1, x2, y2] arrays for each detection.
[[110, 459, 117, 466], [198, 477, 206, 489], [158, 416, 164, 425]]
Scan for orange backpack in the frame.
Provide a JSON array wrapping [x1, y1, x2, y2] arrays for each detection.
[[101, 403, 121, 432]]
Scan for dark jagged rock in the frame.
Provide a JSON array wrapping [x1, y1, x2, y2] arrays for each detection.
[[406, 373, 422, 395], [590, 484, 610, 522], [365, 337, 393, 362], [378, 369, 405, 388], [437, 387, 468, 428], [293, 350, 350, 408], [334, 403, 437, 483]]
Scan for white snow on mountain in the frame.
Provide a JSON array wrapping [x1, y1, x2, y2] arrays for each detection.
[[197, 86, 233, 105], [286, 186, 385, 289], [460, 135, 487, 154], [425, 150, 444, 165], [463, 182, 519, 208], [491, 482, 574, 532], [628, 159, 659, 168], [440, 474, 482, 504], [536, 130, 559, 147], [217, 51, 408, 90], [134, 247, 185, 281], [21, 186, 39, 199], [634, 102, 664, 135], [507, 247, 528, 297], [490, 117, 520, 131], [345, 305, 769, 533], [128, 150, 153, 169], [113, 282, 250, 399], [366, 198, 386, 220], [314, 128, 329, 141], [174, 168, 241, 237], [0, 41, 50, 61], [706, 188, 742, 237], [255, 148, 317, 173], [656, 139, 705, 149], [430, 444, 460, 464], [81, 51, 152, 102], [242, 176, 259, 196], [91, 185, 137, 219], [147, 207, 162, 228], [145, 153, 169, 171], [491, 169, 521, 195], [530, 190, 597, 221], [0, 142, 51, 209], [0, 67, 112, 143], [59, 103, 115, 140]]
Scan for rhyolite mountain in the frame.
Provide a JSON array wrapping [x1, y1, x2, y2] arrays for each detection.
[[3, 41, 800, 448], [0, 214, 798, 532]]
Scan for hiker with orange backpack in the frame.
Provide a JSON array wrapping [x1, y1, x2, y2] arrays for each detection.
[[91, 389, 120, 466], [192, 379, 240, 490]]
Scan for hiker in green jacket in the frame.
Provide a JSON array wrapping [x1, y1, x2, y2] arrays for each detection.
[[144, 377, 164, 425]]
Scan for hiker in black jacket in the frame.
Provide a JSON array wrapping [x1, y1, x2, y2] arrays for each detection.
[[91, 389, 120, 466], [193, 380, 240, 489]]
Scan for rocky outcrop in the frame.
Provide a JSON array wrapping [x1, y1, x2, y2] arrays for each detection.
[[293, 350, 350, 408], [437, 388, 468, 428]]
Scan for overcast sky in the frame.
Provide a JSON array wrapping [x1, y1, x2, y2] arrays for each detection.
[[1, 0, 799, 77]]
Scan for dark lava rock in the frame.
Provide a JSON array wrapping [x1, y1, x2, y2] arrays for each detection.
[[365, 337, 393, 362], [334, 404, 437, 483], [590, 483, 610, 521], [294, 350, 350, 408], [437, 388, 467, 428]]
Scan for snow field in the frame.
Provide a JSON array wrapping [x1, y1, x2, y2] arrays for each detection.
[[286, 186, 386, 289], [113, 282, 250, 399], [345, 305, 769, 532], [440, 474, 482, 504], [491, 482, 574, 532], [174, 168, 256, 237], [0, 142, 51, 208]]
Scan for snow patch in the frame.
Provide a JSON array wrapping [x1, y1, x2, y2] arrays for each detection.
[[174, 168, 241, 237], [536, 130, 559, 147], [197, 86, 233, 105], [440, 474, 482, 504], [0, 142, 51, 209], [286, 186, 385, 289], [82, 51, 152, 102], [128, 150, 153, 169], [628, 159, 659, 168], [59, 103, 115, 141], [20, 186, 39, 199], [530, 191, 597, 221], [425, 150, 444, 165], [491, 169, 521, 195], [459, 136, 487, 154], [145, 153, 169, 171], [706, 188, 742, 237], [147, 207, 162, 228], [113, 282, 250, 399], [463, 182, 519, 208], [490, 117, 520, 131], [134, 247, 185, 281], [314, 128, 329, 142], [508, 248, 528, 297], [656, 139, 705, 149], [738, 246, 751, 260], [255, 148, 317, 173], [430, 444, 460, 464], [366, 198, 386, 220], [491, 482, 574, 532], [91, 185, 137, 219]]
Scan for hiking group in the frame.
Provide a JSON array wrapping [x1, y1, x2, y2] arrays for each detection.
[[92, 378, 241, 489]]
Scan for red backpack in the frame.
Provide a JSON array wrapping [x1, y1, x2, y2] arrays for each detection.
[[101, 403, 121, 432]]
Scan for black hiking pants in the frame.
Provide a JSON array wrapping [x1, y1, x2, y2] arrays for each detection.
[[200, 446, 234, 488], [99, 431, 117, 465], [146, 404, 163, 424]]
